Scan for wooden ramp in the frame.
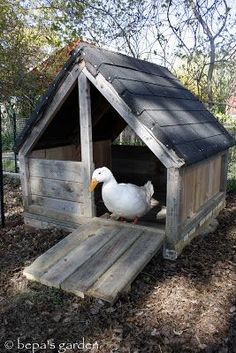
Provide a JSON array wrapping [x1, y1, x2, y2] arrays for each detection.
[[23, 218, 165, 303]]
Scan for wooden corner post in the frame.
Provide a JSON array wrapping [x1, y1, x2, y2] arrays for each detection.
[[220, 151, 229, 193], [18, 153, 31, 209], [163, 167, 182, 260], [78, 73, 95, 218]]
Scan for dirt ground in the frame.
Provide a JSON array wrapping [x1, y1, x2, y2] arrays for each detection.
[[0, 177, 235, 353]]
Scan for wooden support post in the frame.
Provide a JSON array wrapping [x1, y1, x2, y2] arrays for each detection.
[[220, 151, 229, 193], [78, 73, 95, 218], [83, 68, 185, 169], [18, 153, 31, 208], [163, 167, 182, 260]]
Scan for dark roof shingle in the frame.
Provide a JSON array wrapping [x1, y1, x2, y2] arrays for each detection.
[[15, 43, 235, 165]]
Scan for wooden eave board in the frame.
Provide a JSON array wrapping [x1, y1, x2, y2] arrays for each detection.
[[23, 219, 164, 303]]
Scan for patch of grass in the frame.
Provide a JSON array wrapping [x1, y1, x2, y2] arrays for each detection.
[[2, 158, 17, 172], [227, 179, 236, 193], [2, 131, 14, 151]]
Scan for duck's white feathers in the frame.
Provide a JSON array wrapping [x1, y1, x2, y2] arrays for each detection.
[[102, 177, 154, 219], [91, 167, 155, 219]]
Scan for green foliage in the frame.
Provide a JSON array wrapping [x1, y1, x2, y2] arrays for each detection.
[[175, 53, 236, 115], [228, 151, 236, 192], [0, 0, 82, 119], [2, 158, 16, 172], [215, 113, 236, 127], [2, 131, 13, 151]]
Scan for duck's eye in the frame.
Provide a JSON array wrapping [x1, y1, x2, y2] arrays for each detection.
[[98, 172, 101, 175]]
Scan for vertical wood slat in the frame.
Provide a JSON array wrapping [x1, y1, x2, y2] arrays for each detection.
[[201, 163, 208, 205], [18, 154, 31, 207], [180, 154, 223, 223], [193, 165, 201, 212], [165, 167, 182, 247], [78, 73, 95, 217], [216, 158, 222, 192], [220, 151, 229, 192]]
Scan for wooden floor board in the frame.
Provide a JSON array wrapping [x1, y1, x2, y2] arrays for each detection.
[[61, 228, 143, 297], [88, 231, 164, 302], [40, 225, 121, 287], [23, 219, 165, 303], [23, 220, 99, 280]]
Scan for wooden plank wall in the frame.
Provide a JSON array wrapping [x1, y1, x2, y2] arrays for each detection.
[[28, 159, 85, 219], [180, 154, 223, 222], [26, 140, 111, 222], [29, 140, 111, 168], [30, 145, 81, 161]]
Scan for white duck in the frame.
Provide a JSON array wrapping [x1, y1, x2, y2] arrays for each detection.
[[88, 167, 154, 223]]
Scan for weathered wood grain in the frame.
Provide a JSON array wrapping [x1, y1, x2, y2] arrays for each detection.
[[40, 225, 122, 287], [88, 230, 164, 303], [27, 204, 85, 224], [94, 140, 112, 168], [180, 153, 223, 222], [61, 228, 143, 297], [165, 167, 182, 246], [29, 149, 46, 159], [31, 195, 83, 215], [24, 213, 77, 231], [23, 220, 100, 280], [29, 140, 111, 166], [181, 191, 225, 237], [45, 145, 80, 161], [29, 158, 83, 182], [94, 216, 165, 235], [30, 176, 83, 202], [24, 210, 89, 231], [220, 151, 229, 192], [78, 72, 95, 217], [30, 145, 81, 161], [18, 154, 31, 207], [24, 217, 166, 302]]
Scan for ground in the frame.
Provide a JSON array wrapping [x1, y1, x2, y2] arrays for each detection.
[[0, 177, 236, 353]]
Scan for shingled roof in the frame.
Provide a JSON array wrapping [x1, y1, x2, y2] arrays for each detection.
[[16, 43, 235, 165]]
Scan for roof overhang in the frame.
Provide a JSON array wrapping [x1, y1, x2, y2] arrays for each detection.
[[83, 66, 185, 169]]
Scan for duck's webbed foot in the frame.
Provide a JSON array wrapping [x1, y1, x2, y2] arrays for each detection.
[[110, 213, 120, 221], [133, 217, 139, 224]]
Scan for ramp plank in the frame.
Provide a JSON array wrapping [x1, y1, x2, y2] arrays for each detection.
[[61, 228, 143, 297], [88, 230, 164, 303], [40, 225, 121, 287], [24, 218, 165, 303], [23, 220, 99, 280]]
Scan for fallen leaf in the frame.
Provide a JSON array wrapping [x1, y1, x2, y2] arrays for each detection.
[[199, 343, 207, 349], [90, 306, 100, 315], [105, 307, 116, 313], [173, 329, 183, 336], [151, 328, 160, 337]]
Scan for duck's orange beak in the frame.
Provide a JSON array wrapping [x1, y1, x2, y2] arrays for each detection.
[[88, 178, 98, 192]]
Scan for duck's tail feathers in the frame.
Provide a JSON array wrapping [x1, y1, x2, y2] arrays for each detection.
[[150, 198, 159, 207], [144, 181, 154, 200]]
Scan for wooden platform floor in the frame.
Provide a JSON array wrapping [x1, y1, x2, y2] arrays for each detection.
[[23, 218, 165, 303]]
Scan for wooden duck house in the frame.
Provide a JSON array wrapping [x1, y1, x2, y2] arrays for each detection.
[[16, 43, 235, 302]]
